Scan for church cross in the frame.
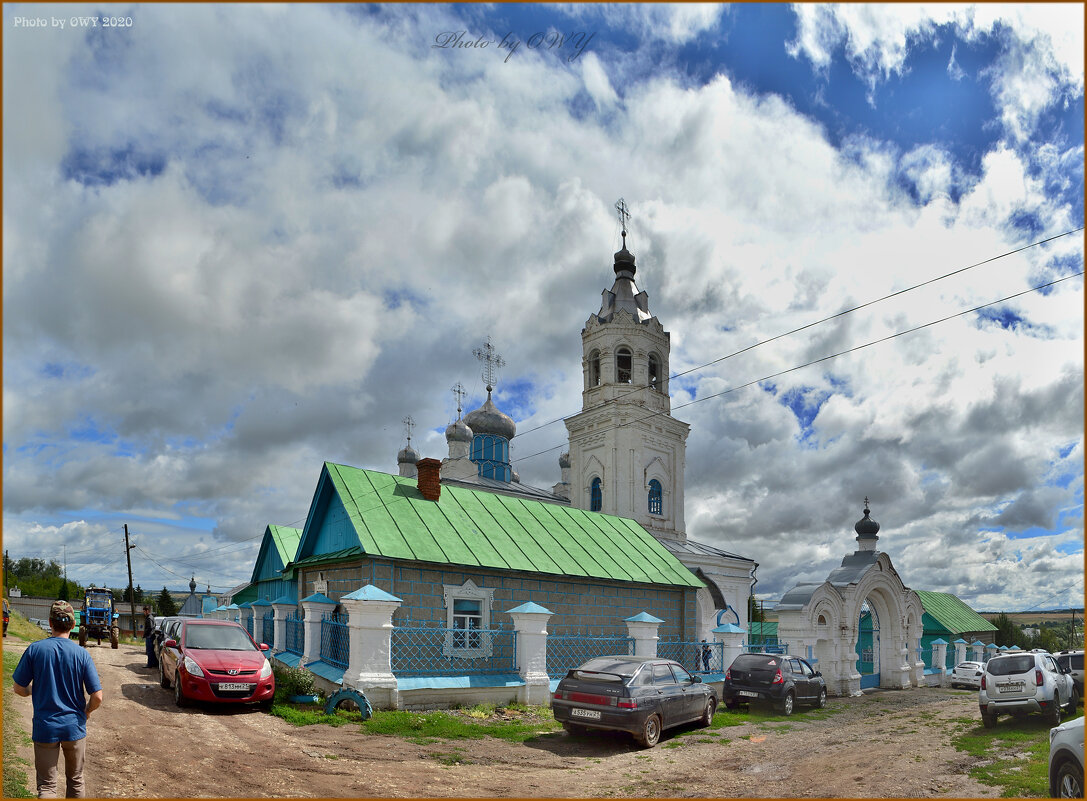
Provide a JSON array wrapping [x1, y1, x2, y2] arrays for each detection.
[[451, 382, 467, 419], [615, 197, 630, 235], [472, 337, 505, 392], [402, 415, 415, 445]]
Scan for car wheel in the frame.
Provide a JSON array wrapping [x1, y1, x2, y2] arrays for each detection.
[[816, 688, 827, 709], [700, 696, 716, 727], [1048, 692, 1062, 726], [778, 691, 795, 716], [981, 711, 996, 728], [1067, 686, 1079, 713], [636, 714, 661, 748], [562, 722, 586, 736], [724, 699, 739, 710], [1056, 760, 1084, 798], [159, 662, 170, 689], [174, 673, 189, 708]]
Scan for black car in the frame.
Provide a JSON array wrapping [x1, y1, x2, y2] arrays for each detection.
[[154, 617, 184, 662], [723, 653, 827, 715], [551, 655, 716, 748]]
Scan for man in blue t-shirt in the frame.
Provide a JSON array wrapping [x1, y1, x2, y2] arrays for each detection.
[[12, 599, 104, 798]]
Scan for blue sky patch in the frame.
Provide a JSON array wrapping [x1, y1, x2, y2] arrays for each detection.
[[61, 144, 166, 187]]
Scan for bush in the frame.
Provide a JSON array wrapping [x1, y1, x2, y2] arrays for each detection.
[[272, 664, 316, 697]]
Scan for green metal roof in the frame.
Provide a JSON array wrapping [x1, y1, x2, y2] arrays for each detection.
[[306, 462, 702, 588], [268, 525, 302, 567], [916, 590, 996, 634]]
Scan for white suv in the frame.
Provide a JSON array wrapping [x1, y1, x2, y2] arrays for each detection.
[[980, 652, 1078, 728], [1055, 650, 1084, 699]]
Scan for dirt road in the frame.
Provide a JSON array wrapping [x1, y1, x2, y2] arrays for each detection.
[[5, 639, 999, 798]]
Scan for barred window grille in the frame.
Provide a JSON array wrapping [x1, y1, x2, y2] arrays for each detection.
[[590, 477, 602, 512], [648, 479, 662, 515]]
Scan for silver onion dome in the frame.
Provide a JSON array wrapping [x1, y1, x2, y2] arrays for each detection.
[[397, 444, 419, 465], [445, 418, 473, 444], [463, 390, 516, 440]]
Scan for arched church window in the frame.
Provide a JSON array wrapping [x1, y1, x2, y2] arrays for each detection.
[[817, 614, 827, 625], [589, 350, 600, 387], [648, 479, 663, 515], [590, 477, 602, 512], [616, 347, 632, 384], [648, 353, 660, 391]]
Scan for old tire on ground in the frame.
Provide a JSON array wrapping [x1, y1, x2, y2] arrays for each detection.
[[110, 626, 119, 649], [562, 722, 587, 736], [700, 696, 716, 727], [778, 691, 795, 716], [1049, 693, 1062, 726], [635, 713, 661, 748], [324, 688, 372, 719], [78, 627, 87, 647], [174, 673, 189, 708], [159, 662, 170, 689]]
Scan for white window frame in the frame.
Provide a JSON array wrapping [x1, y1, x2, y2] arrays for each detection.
[[442, 579, 495, 659]]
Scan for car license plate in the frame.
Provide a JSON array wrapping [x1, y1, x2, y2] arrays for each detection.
[[739, 690, 759, 698], [570, 707, 601, 720], [218, 682, 253, 692], [997, 683, 1023, 693]]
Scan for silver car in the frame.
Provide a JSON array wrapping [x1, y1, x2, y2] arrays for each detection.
[[980, 652, 1077, 728], [1049, 716, 1084, 797], [950, 660, 984, 689]]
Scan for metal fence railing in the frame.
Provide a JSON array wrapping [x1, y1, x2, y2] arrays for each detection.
[[657, 639, 724, 673], [744, 641, 789, 655], [391, 626, 516, 676], [321, 613, 350, 669], [546, 634, 634, 678], [245, 615, 253, 638], [285, 612, 304, 656], [262, 612, 274, 650], [917, 647, 958, 673]]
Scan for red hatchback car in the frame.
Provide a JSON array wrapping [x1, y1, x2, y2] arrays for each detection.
[[159, 619, 275, 710]]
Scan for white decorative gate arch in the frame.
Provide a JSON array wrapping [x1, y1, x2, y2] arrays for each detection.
[[774, 503, 926, 696]]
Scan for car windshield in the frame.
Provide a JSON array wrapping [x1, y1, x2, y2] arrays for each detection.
[[987, 655, 1035, 676], [184, 625, 256, 651]]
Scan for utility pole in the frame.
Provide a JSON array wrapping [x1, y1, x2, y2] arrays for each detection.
[[124, 524, 136, 637]]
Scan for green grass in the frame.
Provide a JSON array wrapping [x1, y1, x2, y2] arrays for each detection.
[[2, 648, 34, 797], [361, 707, 561, 744], [951, 710, 1083, 797]]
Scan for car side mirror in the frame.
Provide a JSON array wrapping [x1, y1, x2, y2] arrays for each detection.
[[164, 638, 177, 648], [814, 671, 822, 677], [259, 643, 269, 651], [690, 675, 702, 683]]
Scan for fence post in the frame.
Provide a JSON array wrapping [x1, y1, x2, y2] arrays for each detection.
[[238, 602, 253, 636], [713, 622, 745, 673], [251, 599, 272, 646], [339, 585, 402, 710], [971, 640, 985, 663], [931, 639, 949, 686], [270, 596, 294, 654], [299, 593, 337, 665], [624, 612, 663, 657], [984, 642, 998, 663], [507, 602, 552, 705], [953, 639, 967, 669]]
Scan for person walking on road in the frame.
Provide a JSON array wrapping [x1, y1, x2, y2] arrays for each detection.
[[142, 605, 158, 669], [12, 599, 103, 799]]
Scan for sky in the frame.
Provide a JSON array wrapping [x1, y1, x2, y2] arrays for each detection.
[[3, 3, 1083, 613]]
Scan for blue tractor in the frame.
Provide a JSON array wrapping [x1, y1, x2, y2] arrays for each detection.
[[78, 587, 120, 649]]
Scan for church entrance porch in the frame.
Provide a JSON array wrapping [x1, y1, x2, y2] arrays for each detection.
[[857, 599, 880, 689]]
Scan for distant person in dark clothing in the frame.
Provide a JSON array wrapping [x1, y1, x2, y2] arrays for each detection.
[[701, 639, 712, 671], [143, 606, 157, 669], [12, 599, 103, 798]]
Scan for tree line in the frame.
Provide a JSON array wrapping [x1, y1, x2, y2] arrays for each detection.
[[3, 554, 180, 616], [991, 611, 1082, 652]]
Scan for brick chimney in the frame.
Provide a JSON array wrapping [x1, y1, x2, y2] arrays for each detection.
[[416, 458, 442, 501]]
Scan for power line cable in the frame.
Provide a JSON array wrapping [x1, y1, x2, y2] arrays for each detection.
[[512, 226, 1084, 441], [511, 269, 1084, 464]]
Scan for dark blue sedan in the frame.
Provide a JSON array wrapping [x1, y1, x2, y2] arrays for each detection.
[[551, 655, 717, 747]]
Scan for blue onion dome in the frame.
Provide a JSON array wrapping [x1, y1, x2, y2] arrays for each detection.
[[445, 418, 473, 444], [854, 503, 880, 537], [559, 451, 571, 469], [463, 390, 516, 440], [397, 444, 419, 465]]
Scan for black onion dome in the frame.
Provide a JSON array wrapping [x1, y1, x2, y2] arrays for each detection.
[[463, 391, 516, 440], [854, 504, 880, 537]]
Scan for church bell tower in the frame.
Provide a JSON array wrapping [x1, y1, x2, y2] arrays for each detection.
[[561, 200, 690, 542]]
